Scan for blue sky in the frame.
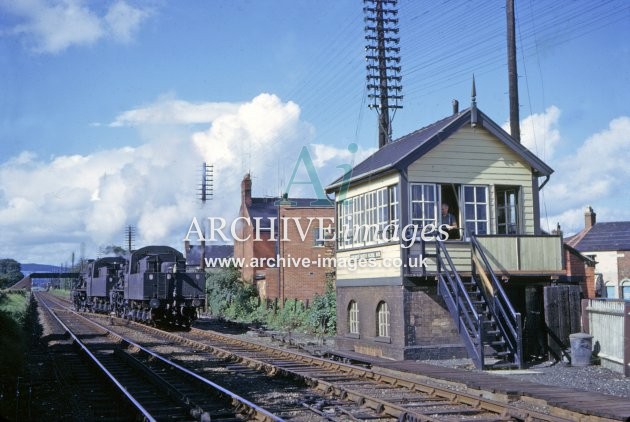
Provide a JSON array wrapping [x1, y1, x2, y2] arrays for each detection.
[[1, 0, 629, 264]]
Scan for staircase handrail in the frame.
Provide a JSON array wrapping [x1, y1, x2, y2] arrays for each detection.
[[470, 235, 523, 368], [436, 240, 480, 321], [470, 236, 517, 315], [435, 239, 484, 368]]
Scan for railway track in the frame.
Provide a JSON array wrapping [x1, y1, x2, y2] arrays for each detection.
[[35, 292, 280, 421], [38, 292, 592, 421]]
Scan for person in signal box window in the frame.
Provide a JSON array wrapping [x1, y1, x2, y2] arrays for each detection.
[[441, 202, 459, 240]]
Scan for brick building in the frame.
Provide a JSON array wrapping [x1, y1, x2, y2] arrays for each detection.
[[234, 174, 335, 303], [549, 223, 597, 298], [566, 206, 630, 299]]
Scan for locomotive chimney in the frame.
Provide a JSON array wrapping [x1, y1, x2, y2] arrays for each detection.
[[241, 173, 252, 207]]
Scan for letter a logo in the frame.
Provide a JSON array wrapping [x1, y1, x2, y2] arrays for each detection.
[[282, 146, 332, 206]]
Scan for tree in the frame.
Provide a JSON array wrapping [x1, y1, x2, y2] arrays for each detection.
[[0, 259, 24, 289]]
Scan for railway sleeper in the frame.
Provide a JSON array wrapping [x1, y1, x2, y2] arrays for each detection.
[[113, 348, 206, 419]]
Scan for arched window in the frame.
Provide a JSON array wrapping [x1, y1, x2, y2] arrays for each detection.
[[376, 301, 390, 337], [622, 279, 630, 300], [348, 301, 359, 334]]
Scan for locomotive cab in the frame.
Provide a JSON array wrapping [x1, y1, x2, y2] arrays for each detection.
[[122, 246, 206, 326]]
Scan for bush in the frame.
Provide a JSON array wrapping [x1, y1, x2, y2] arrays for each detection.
[[206, 266, 258, 322], [0, 292, 31, 390], [205, 268, 337, 336], [305, 278, 336, 335]]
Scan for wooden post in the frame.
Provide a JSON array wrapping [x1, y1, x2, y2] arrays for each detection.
[[544, 285, 583, 360]]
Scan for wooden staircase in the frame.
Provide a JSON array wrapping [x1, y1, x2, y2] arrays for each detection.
[[434, 237, 524, 369]]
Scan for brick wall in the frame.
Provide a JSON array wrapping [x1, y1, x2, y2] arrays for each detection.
[[405, 284, 462, 346], [618, 251, 630, 281], [234, 208, 276, 284], [336, 285, 406, 359], [564, 246, 596, 298], [278, 205, 334, 302], [335, 282, 464, 360], [585, 264, 596, 298]]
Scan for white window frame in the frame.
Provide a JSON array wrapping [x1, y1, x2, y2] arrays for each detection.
[[376, 301, 390, 337], [462, 185, 489, 237], [348, 301, 359, 334], [365, 191, 378, 243], [410, 183, 438, 229], [336, 184, 399, 249]]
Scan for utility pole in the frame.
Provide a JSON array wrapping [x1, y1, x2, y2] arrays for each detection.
[[507, 0, 520, 142], [198, 162, 213, 204], [125, 225, 136, 252], [364, 0, 402, 148]]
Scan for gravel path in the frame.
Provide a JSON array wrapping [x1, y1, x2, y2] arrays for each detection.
[[214, 323, 630, 400], [197, 317, 630, 401], [417, 357, 630, 399]]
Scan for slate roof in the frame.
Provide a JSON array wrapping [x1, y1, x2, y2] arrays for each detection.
[[247, 197, 332, 230], [568, 222, 630, 252], [326, 107, 553, 191]]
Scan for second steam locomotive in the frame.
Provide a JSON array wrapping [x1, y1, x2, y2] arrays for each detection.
[[72, 245, 205, 326]]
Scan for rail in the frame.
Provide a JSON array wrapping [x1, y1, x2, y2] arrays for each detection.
[[38, 294, 156, 422], [36, 292, 282, 422], [37, 292, 578, 422]]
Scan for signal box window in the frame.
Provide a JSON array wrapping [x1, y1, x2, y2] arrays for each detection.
[[496, 186, 520, 234]]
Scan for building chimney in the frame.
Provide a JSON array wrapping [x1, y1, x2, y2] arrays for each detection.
[[452, 99, 459, 115], [241, 173, 252, 207], [552, 222, 563, 239], [200, 239, 206, 270], [584, 206, 596, 230]]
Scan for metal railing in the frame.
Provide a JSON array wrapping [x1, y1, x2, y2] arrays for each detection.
[[435, 240, 484, 369], [471, 235, 523, 368]]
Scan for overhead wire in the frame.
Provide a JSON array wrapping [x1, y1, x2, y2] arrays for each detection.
[[276, 0, 628, 152]]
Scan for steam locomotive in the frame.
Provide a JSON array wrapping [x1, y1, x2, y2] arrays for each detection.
[[72, 245, 205, 326]]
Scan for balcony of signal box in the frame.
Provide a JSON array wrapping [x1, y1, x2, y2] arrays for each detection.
[[403, 225, 565, 279]]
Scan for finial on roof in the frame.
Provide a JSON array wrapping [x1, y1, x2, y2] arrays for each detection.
[[471, 74, 478, 128]]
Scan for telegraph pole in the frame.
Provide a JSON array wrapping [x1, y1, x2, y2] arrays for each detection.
[[376, 1, 390, 149], [364, 0, 402, 148], [125, 225, 136, 253], [198, 162, 214, 204], [507, 0, 520, 142]]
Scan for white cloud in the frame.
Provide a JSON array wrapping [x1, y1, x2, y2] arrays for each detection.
[[310, 143, 377, 169], [0, 93, 369, 264], [541, 115, 630, 233], [503, 105, 561, 160], [1, 0, 151, 54], [104, 1, 149, 43], [111, 97, 242, 127]]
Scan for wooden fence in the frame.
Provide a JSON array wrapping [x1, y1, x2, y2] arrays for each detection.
[[582, 299, 630, 376]]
